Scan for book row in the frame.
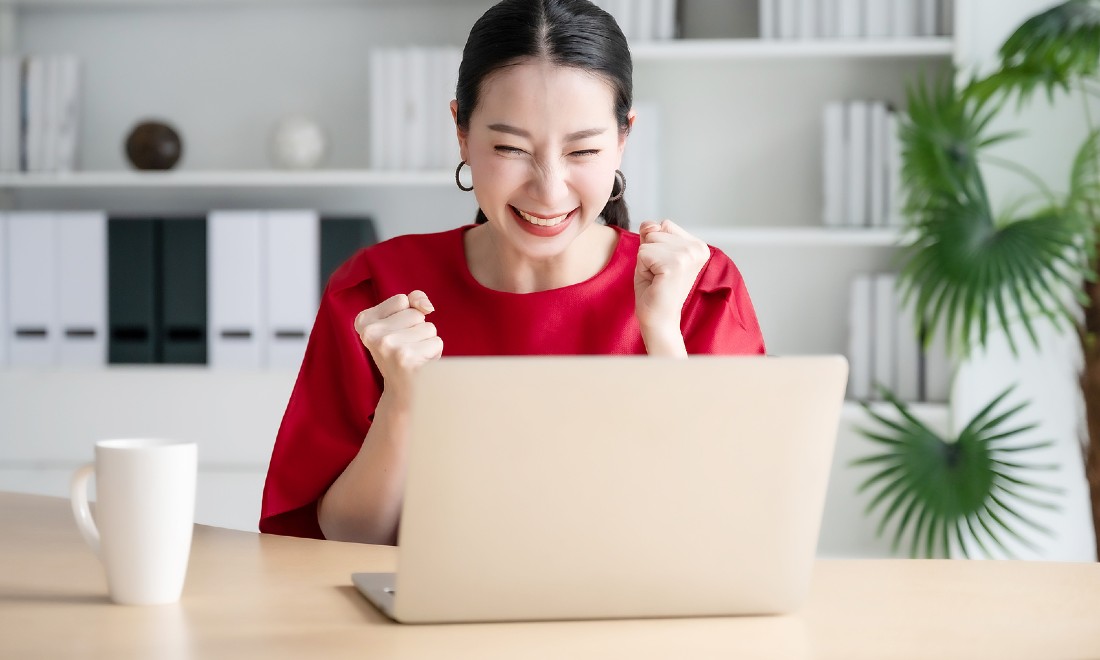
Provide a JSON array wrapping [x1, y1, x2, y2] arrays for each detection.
[[0, 211, 377, 369], [847, 272, 953, 403], [0, 55, 82, 174], [591, 0, 679, 41], [368, 47, 463, 172], [761, 0, 954, 40], [823, 100, 903, 229]]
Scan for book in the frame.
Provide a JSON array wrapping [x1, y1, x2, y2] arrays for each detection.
[[845, 100, 870, 226], [891, 0, 918, 37], [894, 283, 923, 402], [873, 273, 897, 398], [655, 0, 677, 39], [778, 0, 799, 40], [760, 0, 777, 39], [837, 0, 862, 38], [886, 109, 904, 226], [868, 101, 888, 227], [0, 56, 20, 172], [865, 0, 891, 38], [923, 317, 953, 402], [848, 273, 874, 400], [822, 101, 846, 227], [0, 213, 7, 365]]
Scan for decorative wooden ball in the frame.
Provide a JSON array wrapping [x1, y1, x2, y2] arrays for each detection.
[[125, 120, 183, 170]]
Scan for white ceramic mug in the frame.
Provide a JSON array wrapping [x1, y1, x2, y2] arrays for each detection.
[[70, 439, 197, 605]]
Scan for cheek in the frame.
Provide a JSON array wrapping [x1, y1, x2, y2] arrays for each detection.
[[576, 158, 618, 201]]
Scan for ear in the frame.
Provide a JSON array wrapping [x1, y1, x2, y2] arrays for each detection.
[[617, 107, 637, 165], [450, 100, 470, 163]]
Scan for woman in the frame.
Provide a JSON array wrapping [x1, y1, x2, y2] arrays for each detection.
[[260, 0, 766, 544]]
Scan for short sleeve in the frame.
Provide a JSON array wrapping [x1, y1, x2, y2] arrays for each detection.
[[681, 246, 766, 355], [259, 264, 382, 538]]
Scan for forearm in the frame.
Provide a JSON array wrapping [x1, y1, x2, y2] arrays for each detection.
[[641, 323, 688, 357], [318, 392, 409, 545]]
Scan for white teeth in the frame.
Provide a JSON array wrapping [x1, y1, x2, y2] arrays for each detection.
[[517, 208, 569, 227]]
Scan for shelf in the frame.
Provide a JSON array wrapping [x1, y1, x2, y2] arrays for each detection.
[[631, 38, 954, 61], [0, 169, 456, 189], [691, 226, 908, 247], [11, 0, 489, 6]]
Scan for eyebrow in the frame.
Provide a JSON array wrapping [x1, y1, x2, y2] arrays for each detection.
[[487, 123, 607, 142]]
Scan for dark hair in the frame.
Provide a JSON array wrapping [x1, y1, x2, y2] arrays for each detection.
[[455, 0, 633, 230]]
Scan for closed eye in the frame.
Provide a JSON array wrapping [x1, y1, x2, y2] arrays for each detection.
[[495, 145, 527, 155], [570, 149, 601, 157]]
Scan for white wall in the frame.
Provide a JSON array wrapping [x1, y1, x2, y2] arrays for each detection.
[[950, 0, 1098, 559]]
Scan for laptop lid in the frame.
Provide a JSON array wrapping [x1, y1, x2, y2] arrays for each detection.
[[385, 355, 847, 623]]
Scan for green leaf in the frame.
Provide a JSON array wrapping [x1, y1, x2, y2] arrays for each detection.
[[852, 388, 1060, 558]]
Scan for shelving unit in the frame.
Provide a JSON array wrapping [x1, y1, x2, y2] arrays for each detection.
[[0, 0, 962, 542], [630, 36, 953, 60], [0, 169, 456, 188]]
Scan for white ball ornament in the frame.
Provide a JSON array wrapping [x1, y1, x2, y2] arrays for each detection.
[[269, 115, 327, 169]]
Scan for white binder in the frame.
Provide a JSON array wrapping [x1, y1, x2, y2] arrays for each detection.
[[7, 212, 57, 366], [0, 213, 7, 366], [847, 273, 873, 400], [208, 210, 265, 369], [264, 210, 319, 370], [872, 273, 897, 398], [822, 102, 846, 227], [868, 101, 889, 227], [57, 211, 107, 366], [0, 56, 20, 172], [895, 284, 923, 402], [844, 100, 870, 227]]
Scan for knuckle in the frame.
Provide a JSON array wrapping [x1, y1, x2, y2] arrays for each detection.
[[378, 333, 399, 351]]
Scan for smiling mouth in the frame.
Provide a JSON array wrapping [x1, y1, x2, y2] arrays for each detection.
[[512, 206, 575, 227]]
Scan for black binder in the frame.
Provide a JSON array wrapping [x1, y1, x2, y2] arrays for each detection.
[[161, 218, 207, 364], [108, 218, 160, 364], [320, 216, 377, 296]]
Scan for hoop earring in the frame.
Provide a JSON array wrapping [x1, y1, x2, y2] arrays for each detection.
[[455, 160, 474, 192], [608, 169, 626, 202]]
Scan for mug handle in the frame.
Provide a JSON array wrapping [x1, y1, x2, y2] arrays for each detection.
[[70, 463, 101, 558]]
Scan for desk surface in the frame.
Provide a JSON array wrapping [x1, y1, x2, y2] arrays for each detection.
[[2, 491, 1099, 660]]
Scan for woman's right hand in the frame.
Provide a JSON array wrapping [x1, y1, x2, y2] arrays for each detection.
[[354, 290, 443, 406]]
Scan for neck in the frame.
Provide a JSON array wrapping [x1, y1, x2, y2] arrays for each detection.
[[465, 223, 618, 293]]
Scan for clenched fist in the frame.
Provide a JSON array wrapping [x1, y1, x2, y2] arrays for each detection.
[[354, 290, 443, 405]]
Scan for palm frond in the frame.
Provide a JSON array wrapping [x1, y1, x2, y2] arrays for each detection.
[[898, 72, 1093, 357], [851, 386, 1060, 558], [967, 0, 1100, 106]]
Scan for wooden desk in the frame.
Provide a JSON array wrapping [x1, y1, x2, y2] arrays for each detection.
[[2, 492, 1098, 659]]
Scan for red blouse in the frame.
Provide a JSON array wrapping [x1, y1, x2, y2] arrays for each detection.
[[259, 225, 766, 538]]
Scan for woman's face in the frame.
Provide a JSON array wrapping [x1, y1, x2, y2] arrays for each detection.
[[454, 59, 630, 259]]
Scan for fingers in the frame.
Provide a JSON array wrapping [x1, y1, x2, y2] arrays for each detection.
[[408, 290, 435, 314], [354, 291, 435, 334], [358, 308, 427, 345]]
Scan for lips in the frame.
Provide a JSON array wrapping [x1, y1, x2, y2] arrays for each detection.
[[509, 205, 576, 238]]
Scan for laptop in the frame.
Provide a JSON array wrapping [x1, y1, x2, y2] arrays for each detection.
[[353, 355, 848, 624]]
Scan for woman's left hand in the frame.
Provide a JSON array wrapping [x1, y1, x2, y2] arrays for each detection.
[[634, 219, 711, 335]]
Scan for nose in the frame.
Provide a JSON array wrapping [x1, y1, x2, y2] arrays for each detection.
[[528, 157, 570, 208]]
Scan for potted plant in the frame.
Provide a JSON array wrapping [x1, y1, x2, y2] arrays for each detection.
[[854, 0, 1100, 559]]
